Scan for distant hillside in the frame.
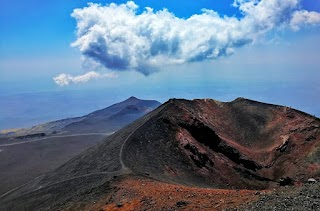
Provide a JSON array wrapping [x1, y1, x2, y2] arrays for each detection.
[[1, 96, 161, 136], [63, 96, 161, 133]]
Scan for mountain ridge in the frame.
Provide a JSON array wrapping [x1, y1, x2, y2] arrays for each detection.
[[1, 97, 319, 210], [0, 97, 161, 136]]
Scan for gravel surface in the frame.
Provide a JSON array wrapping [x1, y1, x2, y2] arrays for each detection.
[[234, 183, 320, 211]]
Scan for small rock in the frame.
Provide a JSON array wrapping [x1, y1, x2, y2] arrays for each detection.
[[149, 201, 156, 205], [306, 135, 316, 142], [176, 201, 188, 207], [308, 178, 317, 184], [279, 177, 293, 186]]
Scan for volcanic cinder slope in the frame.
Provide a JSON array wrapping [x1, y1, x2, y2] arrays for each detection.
[[0, 97, 161, 196], [121, 98, 320, 189], [0, 98, 319, 210]]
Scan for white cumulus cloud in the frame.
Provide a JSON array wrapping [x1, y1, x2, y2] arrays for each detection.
[[290, 10, 320, 31], [53, 71, 117, 86], [65, 0, 320, 77]]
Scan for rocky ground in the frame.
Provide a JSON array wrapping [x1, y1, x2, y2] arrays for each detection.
[[239, 182, 320, 211], [82, 175, 320, 211], [85, 175, 266, 211]]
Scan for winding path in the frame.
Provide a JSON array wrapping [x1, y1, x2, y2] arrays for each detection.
[[118, 103, 167, 171], [0, 104, 168, 201], [0, 133, 113, 147], [119, 122, 146, 171]]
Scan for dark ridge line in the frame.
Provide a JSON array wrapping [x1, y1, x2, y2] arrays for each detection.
[[163, 97, 319, 120], [230, 97, 320, 120]]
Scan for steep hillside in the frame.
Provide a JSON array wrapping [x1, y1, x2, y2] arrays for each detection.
[[120, 98, 320, 189]]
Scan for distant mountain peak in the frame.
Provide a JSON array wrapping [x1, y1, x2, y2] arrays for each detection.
[[61, 97, 161, 133], [128, 96, 138, 100]]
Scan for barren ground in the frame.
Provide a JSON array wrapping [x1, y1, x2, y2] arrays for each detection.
[[0, 134, 105, 195], [89, 175, 267, 211]]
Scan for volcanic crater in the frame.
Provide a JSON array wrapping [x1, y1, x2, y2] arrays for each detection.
[[122, 98, 320, 190]]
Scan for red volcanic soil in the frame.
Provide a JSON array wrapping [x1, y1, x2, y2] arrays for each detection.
[[87, 175, 268, 211]]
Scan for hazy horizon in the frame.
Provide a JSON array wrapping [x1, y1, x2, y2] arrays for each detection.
[[1, 0, 320, 130]]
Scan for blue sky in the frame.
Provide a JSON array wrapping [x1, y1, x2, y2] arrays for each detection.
[[0, 0, 237, 58], [1, 0, 319, 59], [1, 0, 320, 129]]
